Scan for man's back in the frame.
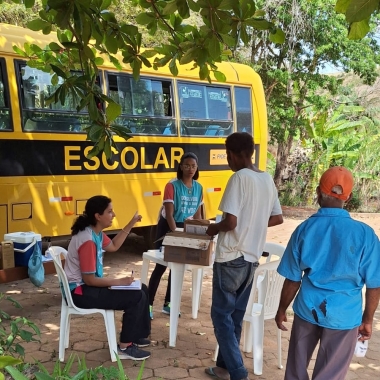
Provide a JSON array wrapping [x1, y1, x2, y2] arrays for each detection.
[[215, 168, 281, 263], [278, 207, 380, 329]]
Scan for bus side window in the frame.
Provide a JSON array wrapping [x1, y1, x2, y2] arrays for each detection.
[[107, 72, 176, 136], [234, 87, 253, 134], [178, 82, 231, 137], [18, 64, 87, 133], [0, 58, 12, 131]]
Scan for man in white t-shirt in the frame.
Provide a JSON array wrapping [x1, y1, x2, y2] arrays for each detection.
[[204, 132, 283, 380]]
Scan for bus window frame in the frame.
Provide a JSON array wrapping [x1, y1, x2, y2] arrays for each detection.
[[0, 57, 13, 132], [233, 86, 254, 135], [105, 71, 176, 136], [177, 80, 233, 138], [15, 60, 96, 134]]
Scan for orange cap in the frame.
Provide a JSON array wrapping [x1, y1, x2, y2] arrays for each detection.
[[319, 166, 354, 201]]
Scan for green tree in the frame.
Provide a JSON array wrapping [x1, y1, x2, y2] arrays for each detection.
[[0, 0, 284, 157], [244, 0, 380, 187], [335, 0, 380, 40]]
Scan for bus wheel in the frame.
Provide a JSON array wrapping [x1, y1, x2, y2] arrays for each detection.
[[142, 225, 157, 250]]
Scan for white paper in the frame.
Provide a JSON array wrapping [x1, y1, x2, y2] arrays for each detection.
[[110, 279, 141, 290]]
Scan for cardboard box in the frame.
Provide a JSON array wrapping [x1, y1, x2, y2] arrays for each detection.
[[163, 231, 214, 266], [0, 241, 15, 269], [184, 219, 212, 235]]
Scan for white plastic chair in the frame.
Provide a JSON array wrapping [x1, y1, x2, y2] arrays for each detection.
[[49, 246, 118, 362], [263, 241, 286, 262], [213, 247, 286, 375]]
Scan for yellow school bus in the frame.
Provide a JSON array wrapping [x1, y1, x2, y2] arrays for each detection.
[[0, 23, 268, 244]]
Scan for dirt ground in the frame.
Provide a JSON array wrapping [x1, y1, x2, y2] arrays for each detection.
[[1, 211, 380, 379]]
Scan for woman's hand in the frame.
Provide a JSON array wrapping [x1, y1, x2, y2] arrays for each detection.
[[129, 211, 142, 226], [118, 276, 135, 286]]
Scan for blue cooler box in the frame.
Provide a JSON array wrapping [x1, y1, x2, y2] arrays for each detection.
[[3, 232, 42, 267]]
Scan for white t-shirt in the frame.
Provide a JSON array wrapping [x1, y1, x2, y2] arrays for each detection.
[[215, 168, 282, 263]]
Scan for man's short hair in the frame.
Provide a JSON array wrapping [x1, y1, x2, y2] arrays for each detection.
[[225, 132, 254, 157]]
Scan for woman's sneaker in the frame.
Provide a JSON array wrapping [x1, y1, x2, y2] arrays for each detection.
[[162, 302, 171, 314], [149, 305, 154, 320], [134, 338, 151, 348], [162, 302, 181, 317], [117, 344, 150, 360]]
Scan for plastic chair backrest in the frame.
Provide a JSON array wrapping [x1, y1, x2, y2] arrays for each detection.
[[244, 263, 269, 318], [262, 260, 285, 320], [263, 242, 285, 262], [49, 246, 77, 309]]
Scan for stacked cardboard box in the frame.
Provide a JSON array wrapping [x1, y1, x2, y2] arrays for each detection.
[[163, 219, 215, 266]]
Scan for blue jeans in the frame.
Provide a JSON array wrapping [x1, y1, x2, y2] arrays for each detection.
[[211, 256, 258, 380]]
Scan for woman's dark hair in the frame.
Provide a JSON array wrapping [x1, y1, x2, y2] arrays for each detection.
[[71, 195, 111, 235], [225, 132, 255, 158], [177, 152, 199, 180]]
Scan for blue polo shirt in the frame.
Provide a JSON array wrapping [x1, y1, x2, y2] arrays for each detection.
[[278, 208, 380, 330]]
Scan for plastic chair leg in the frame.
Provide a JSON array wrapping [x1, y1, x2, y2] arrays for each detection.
[[252, 315, 265, 376], [59, 306, 69, 362], [277, 329, 283, 369], [65, 314, 71, 349], [104, 310, 117, 362], [242, 320, 253, 353], [191, 268, 203, 319], [213, 343, 219, 362], [141, 258, 150, 285]]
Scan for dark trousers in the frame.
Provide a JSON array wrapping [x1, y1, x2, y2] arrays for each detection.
[[71, 283, 151, 344], [285, 314, 358, 380], [148, 216, 184, 306]]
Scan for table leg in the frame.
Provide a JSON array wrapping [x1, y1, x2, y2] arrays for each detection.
[[168, 262, 186, 347], [141, 258, 150, 285], [191, 268, 203, 319]]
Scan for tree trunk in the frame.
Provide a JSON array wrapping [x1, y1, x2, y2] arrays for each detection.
[[273, 135, 294, 188]]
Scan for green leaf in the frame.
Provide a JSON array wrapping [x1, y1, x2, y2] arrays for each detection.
[[104, 138, 112, 158], [0, 356, 22, 369], [94, 57, 104, 65], [34, 372, 56, 380], [162, 1, 178, 15], [106, 102, 121, 123], [49, 42, 62, 52], [348, 19, 370, 39], [214, 70, 226, 82], [345, 0, 379, 23], [199, 64, 209, 80], [269, 28, 285, 44], [254, 9, 265, 17], [50, 64, 67, 79], [219, 0, 235, 10], [27, 19, 51, 32], [335, 0, 352, 13], [105, 34, 118, 54], [25, 0, 35, 7], [208, 35, 221, 60], [169, 57, 179, 76], [245, 18, 272, 30], [136, 12, 155, 25], [12, 46, 27, 57], [88, 124, 104, 142], [4, 366, 29, 380]]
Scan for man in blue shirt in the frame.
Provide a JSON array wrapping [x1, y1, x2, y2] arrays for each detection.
[[276, 166, 380, 380]]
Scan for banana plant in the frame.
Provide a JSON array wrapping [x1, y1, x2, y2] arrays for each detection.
[[302, 104, 372, 203]]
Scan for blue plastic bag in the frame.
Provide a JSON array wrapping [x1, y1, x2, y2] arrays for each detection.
[[28, 239, 45, 287]]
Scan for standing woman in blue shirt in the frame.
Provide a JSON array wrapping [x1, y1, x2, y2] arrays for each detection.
[[148, 152, 203, 319]]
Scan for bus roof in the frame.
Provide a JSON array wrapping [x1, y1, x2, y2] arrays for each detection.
[[0, 22, 260, 85]]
